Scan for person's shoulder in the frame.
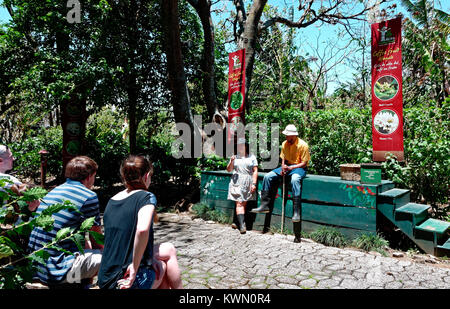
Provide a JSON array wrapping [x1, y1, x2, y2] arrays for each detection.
[[63, 179, 98, 199], [135, 190, 157, 204], [0, 173, 22, 185], [298, 138, 309, 147]]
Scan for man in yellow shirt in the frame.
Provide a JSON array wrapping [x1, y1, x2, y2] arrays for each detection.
[[251, 125, 310, 223]]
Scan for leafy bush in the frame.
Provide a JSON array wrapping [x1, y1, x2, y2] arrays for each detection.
[[10, 127, 63, 181], [84, 108, 129, 187], [308, 227, 348, 248], [383, 100, 450, 208], [248, 102, 449, 209], [352, 233, 389, 256], [191, 203, 231, 224]]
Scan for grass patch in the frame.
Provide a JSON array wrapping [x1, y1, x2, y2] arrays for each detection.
[[308, 227, 348, 248], [191, 203, 232, 225], [352, 233, 389, 256]]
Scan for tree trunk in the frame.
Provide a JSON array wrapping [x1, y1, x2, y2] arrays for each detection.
[[161, 0, 196, 131], [127, 85, 137, 154], [56, 31, 87, 175], [237, 0, 268, 113], [188, 0, 223, 121]]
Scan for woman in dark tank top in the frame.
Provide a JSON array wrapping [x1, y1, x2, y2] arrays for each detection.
[[98, 155, 183, 289]]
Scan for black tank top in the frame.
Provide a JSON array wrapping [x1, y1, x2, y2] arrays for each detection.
[[98, 190, 156, 289]]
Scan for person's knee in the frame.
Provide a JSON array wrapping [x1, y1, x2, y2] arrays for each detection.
[[160, 242, 177, 258], [291, 174, 301, 183]]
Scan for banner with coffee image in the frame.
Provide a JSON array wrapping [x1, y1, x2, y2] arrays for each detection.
[[227, 49, 246, 143], [371, 16, 404, 162]]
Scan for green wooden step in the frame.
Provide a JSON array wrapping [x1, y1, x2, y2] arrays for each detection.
[[395, 203, 430, 226], [378, 188, 410, 208], [437, 238, 450, 250], [415, 218, 450, 234], [414, 218, 450, 249]]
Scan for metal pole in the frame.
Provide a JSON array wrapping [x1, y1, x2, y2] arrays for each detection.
[[39, 149, 49, 188], [281, 174, 286, 233]]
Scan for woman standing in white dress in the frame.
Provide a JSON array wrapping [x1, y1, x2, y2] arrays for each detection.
[[226, 139, 258, 234]]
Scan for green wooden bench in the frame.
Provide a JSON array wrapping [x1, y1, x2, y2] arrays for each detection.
[[200, 170, 395, 239]]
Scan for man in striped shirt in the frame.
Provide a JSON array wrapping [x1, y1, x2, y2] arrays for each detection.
[[28, 156, 104, 286]]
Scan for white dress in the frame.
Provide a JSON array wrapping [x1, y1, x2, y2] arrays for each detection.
[[227, 155, 258, 202]]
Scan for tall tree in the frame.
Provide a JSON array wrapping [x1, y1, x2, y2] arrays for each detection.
[[400, 0, 449, 105], [231, 0, 387, 111]]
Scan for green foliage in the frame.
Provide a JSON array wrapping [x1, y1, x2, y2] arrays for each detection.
[[308, 227, 348, 248], [0, 183, 99, 289], [401, 0, 449, 106], [84, 107, 129, 187], [9, 127, 63, 181], [352, 233, 389, 256], [191, 203, 232, 225], [382, 99, 450, 208], [247, 102, 449, 210]]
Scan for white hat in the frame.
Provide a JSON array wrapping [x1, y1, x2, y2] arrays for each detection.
[[282, 124, 298, 136]]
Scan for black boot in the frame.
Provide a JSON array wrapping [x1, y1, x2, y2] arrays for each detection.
[[251, 190, 271, 213], [231, 212, 238, 229], [237, 214, 246, 234], [292, 196, 301, 222]]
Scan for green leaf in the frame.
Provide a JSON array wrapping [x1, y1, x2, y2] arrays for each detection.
[[0, 244, 14, 259], [71, 234, 85, 254], [28, 249, 51, 266], [80, 217, 95, 232], [56, 227, 73, 241], [21, 187, 47, 202], [47, 245, 74, 256], [35, 215, 54, 231], [41, 201, 81, 217], [88, 230, 104, 245]]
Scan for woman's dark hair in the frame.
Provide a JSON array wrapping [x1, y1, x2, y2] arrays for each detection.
[[234, 142, 250, 157], [120, 155, 153, 191], [65, 156, 98, 181]]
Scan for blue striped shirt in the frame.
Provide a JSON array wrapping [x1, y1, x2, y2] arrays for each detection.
[[27, 179, 101, 284]]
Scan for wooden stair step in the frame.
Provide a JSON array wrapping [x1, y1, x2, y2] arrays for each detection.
[[396, 203, 430, 215], [378, 188, 410, 210], [378, 188, 410, 198], [415, 219, 450, 235], [395, 203, 429, 224], [438, 238, 450, 250]]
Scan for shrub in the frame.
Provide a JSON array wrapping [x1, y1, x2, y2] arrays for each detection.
[[84, 108, 129, 187], [308, 227, 348, 248], [191, 203, 231, 224], [352, 233, 389, 256], [10, 127, 63, 181], [247, 102, 449, 210]]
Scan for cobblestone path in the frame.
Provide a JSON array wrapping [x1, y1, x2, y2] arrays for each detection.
[[155, 213, 450, 289]]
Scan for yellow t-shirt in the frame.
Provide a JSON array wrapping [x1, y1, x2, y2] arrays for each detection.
[[280, 137, 310, 166]]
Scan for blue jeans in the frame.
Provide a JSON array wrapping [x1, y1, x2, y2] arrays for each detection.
[[262, 167, 307, 197]]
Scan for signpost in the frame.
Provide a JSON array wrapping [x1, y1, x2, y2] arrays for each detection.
[[371, 16, 404, 162]]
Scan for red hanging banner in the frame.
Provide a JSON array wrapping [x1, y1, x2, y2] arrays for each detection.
[[371, 17, 404, 162], [227, 49, 246, 143]]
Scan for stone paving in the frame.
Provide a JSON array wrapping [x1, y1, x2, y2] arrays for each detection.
[[155, 212, 450, 289]]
